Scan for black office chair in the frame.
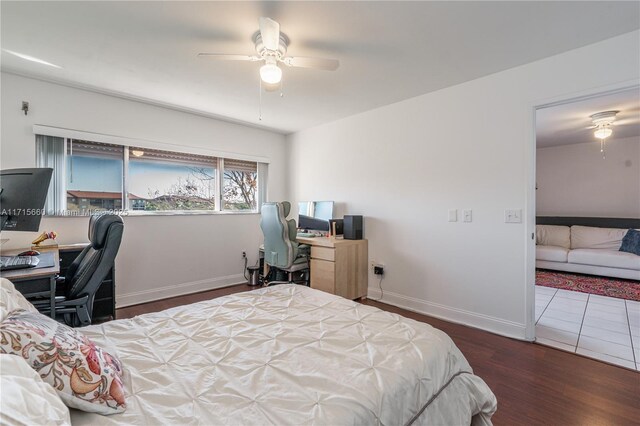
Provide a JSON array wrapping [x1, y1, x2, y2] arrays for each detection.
[[35, 213, 124, 327]]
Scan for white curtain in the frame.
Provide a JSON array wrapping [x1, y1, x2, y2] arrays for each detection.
[[35, 135, 65, 215], [257, 162, 269, 212]]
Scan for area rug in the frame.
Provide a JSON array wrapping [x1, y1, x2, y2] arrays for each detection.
[[536, 270, 640, 301]]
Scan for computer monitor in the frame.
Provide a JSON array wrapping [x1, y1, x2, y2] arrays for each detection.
[[298, 201, 311, 217], [0, 168, 53, 232], [297, 200, 334, 231], [299, 214, 330, 231], [313, 201, 334, 221]]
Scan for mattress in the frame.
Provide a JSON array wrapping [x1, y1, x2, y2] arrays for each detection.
[[71, 285, 497, 425]]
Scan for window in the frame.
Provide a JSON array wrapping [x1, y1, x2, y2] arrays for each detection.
[[66, 141, 124, 214], [223, 159, 257, 211], [36, 135, 267, 215], [129, 148, 217, 211]]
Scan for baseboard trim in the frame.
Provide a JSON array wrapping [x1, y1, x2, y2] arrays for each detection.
[[117, 274, 245, 308], [367, 287, 527, 340]]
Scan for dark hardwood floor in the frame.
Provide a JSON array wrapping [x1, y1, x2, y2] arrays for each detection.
[[116, 285, 640, 425]]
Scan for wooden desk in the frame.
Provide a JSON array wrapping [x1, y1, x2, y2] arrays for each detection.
[[297, 236, 368, 300], [1, 247, 60, 318]]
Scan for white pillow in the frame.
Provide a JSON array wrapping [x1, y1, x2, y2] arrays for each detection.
[[0, 354, 71, 426], [536, 225, 571, 249], [570, 226, 628, 250], [0, 278, 38, 321]]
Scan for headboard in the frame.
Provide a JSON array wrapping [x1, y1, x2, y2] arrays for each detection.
[[537, 216, 640, 229]]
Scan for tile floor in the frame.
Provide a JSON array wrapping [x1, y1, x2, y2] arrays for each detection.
[[535, 285, 640, 371]]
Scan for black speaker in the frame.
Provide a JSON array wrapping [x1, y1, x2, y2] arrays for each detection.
[[343, 215, 363, 240]]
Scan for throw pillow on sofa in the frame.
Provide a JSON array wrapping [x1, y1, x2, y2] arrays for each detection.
[[0, 310, 126, 415], [620, 229, 640, 256]]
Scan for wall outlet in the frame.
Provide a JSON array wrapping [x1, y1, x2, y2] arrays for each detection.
[[242, 251, 247, 258], [463, 209, 472, 222]]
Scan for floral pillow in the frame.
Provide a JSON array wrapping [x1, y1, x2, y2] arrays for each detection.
[[0, 310, 126, 415]]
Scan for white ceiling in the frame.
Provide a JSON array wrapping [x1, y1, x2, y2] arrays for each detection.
[[536, 88, 640, 148], [2, 1, 639, 134]]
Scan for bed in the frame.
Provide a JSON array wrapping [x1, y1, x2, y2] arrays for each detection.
[[67, 284, 496, 425]]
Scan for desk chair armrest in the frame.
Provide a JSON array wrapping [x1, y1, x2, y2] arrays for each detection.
[[57, 295, 89, 308], [31, 296, 65, 308]]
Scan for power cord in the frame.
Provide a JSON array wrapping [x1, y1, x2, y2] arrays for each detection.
[[371, 274, 384, 301], [243, 257, 248, 281]]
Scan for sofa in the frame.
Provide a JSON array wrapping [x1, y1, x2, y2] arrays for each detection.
[[536, 225, 640, 280]]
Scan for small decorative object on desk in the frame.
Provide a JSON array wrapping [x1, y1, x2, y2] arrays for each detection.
[[31, 231, 58, 248]]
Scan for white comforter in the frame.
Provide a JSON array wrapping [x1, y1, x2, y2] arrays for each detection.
[[72, 285, 496, 425]]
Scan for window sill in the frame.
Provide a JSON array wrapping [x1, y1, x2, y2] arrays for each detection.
[[45, 210, 260, 218]]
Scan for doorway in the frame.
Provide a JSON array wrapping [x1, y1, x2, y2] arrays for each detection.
[[531, 86, 640, 370]]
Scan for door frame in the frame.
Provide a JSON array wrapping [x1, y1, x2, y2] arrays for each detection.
[[524, 80, 640, 341]]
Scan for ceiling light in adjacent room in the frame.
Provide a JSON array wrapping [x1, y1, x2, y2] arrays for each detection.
[[131, 150, 145, 157], [593, 127, 612, 139], [590, 110, 618, 159], [2, 49, 62, 69]]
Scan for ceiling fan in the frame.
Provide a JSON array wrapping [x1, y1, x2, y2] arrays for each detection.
[[198, 17, 339, 86]]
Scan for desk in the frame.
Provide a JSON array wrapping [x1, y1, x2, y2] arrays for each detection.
[[1, 247, 60, 318], [297, 236, 368, 300], [1, 244, 116, 323]]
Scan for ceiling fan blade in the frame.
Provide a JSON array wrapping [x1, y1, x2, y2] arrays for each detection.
[[259, 17, 280, 51], [283, 56, 340, 71], [197, 53, 260, 61]]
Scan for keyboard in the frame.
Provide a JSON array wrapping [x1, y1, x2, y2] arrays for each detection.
[[0, 256, 40, 271], [297, 232, 320, 238]]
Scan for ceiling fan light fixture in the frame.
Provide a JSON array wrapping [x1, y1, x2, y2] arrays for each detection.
[[593, 127, 612, 140], [260, 63, 282, 85]]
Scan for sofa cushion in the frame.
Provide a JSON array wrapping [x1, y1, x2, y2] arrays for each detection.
[[568, 249, 640, 270], [536, 245, 569, 263], [570, 226, 627, 250], [536, 225, 570, 249], [620, 229, 640, 256]]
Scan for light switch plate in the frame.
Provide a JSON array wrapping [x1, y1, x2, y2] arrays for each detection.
[[505, 209, 522, 223], [463, 209, 472, 222], [448, 209, 458, 222]]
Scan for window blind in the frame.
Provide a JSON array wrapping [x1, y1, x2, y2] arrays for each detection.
[[68, 139, 124, 159], [129, 146, 217, 168], [225, 158, 257, 173], [36, 135, 65, 215]]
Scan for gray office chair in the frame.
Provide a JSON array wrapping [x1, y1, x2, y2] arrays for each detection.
[[260, 202, 310, 286], [35, 213, 124, 326]]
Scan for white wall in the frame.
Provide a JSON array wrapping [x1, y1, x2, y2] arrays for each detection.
[[1, 73, 287, 306], [537, 137, 640, 218], [287, 31, 640, 339]]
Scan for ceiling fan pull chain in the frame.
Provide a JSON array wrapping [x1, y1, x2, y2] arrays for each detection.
[[280, 77, 284, 98], [601, 138, 606, 159], [259, 78, 263, 121]]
